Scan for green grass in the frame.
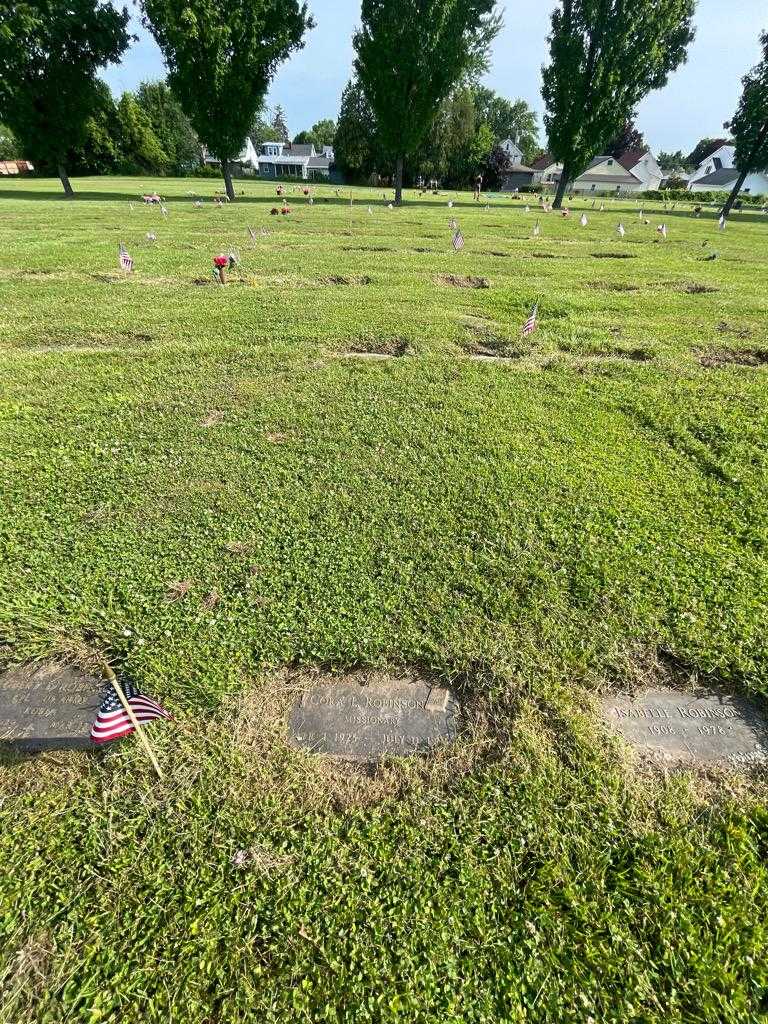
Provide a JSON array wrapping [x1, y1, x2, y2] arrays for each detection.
[[1, 176, 767, 1023]]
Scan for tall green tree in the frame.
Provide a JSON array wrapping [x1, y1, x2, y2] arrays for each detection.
[[471, 87, 539, 162], [141, 0, 313, 199], [333, 78, 379, 180], [0, 123, 19, 160], [353, 0, 501, 204], [721, 31, 768, 219], [136, 81, 200, 172], [115, 93, 169, 172], [271, 105, 290, 143], [0, 0, 131, 196], [606, 118, 646, 157], [294, 118, 336, 150], [541, 0, 695, 208], [249, 110, 282, 147], [657, 149, 690, 171]]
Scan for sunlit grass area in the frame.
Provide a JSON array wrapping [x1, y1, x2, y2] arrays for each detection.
[[1, 176, 767, 1023]]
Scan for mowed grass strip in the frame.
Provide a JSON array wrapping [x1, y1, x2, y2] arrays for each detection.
[[0, 177, 767, 1023]]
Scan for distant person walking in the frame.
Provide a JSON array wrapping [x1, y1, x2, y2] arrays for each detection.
[[474, 173, 483, 201]]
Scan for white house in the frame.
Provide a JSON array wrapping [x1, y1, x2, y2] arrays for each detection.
[[571, 149, 663, 194], [257, 141, 332, 180], [499, 138, 523, 164], [202, 138, 259, 174], [687, 142, 735, 187], [689, 166, 768, 196], [529, 153, 563, 186]]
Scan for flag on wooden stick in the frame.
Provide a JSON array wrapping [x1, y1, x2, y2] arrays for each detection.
[[91, 676, 171, 745], [617, 222, 626, 238], [452, 228, 465, 251]]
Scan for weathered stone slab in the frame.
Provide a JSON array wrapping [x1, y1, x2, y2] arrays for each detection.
[[602, 688, 768, 768], [289, 675, 459, 762], [0, 663, 101, 751]]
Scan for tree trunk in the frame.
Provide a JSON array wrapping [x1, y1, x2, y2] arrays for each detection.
[[57, 164, 74, 198], [552, 164, 570, 209], [394, 156, 404, 205], [720, 119, 768, 221], [720, 168, 750, 221], [221, 159, 235, 201]]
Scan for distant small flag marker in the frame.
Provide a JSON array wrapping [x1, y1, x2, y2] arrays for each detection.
[[161, 205, 168, 217], [580, 213, 588, 227], [522, 303, 539, 337], [118, 242, 133, 272], [532, 220, 541, 238], [718, 214, 726, 230], [248, 225, 257, 242], [617, 222, 625, 238], [452, 228, 465, 251], [658, 223, 668, 239]]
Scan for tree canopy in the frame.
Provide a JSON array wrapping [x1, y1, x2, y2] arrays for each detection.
[[606, 118, 646, 157], [141, 0, 313, 198], [0, 0, 132, 195], [294, 119, 336, 150], [721, 31, 768, 218], [657, 148, 690, 171], [333, 79, 380, 180], [0, 123, 20, 160], [471, 87, 539, 162], [135, 81, 199, 172], [353, 0, 501, 203], [541, 0, 695, 207]]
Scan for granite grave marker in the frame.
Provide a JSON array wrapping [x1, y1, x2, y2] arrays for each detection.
[[0, 662, 101, 751], [603, 688, 768, 768], [289, 674, 459, 762]]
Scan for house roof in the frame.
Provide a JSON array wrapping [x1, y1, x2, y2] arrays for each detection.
[[504, 164, 534, 174], [615, 148, 650, 172], [530, 153, 558, 170], [288, 144, 314, 158], [576, 170, 641, 185], [308, 156, 330, 168], [693, 168, 740, 187], [695, 139, 733, 164]]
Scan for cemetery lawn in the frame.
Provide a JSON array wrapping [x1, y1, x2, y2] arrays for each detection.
[[2, 176, 768, 1023]]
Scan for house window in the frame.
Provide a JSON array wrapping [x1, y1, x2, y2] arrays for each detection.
[[591, 184, 596, 191], [713, 157, 722, 170], [607, 159, 614, 166]]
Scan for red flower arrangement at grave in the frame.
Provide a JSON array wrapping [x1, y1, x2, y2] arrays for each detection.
[[213, 254, 229, 268], [281, 205, 291, 215], [303, 188, 310, 196]]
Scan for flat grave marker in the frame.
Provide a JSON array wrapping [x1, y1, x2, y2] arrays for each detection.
[[602, 688, 768, 768], [289, 673, 459, 762], [0, 662, 101, 751]]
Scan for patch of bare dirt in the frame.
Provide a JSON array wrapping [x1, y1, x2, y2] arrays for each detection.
[[322, 275, 373, 286], [594, 281, 640, 292], [346, 337, 413, 358], [437, 274, 490, 289], [341, 246, 391, 253], [463, 322, 526, 359], [591, 252, 637, 260], [681, 282, 719, 294], [717, 321, 752, 339], [697, 347, 768, 368], [201, 410, 224, 427]]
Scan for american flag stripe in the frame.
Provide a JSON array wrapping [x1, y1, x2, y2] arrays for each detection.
[[91, 683, 171, 744], [522, 303, 539, 336]]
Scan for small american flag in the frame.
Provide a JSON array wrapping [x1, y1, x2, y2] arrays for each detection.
[[91, 678, 171, 745], [532, 220, 541, 238], [248, 225, 257, 242], [718, 214, 726, 230], [449, 217, 458, 231], [580, 213, 588, 227], [658, 223, 668, 239], [161, 205, 168, 217], [452, 228, 465, 251], [118, 243, 133, 272], [617, 222, 626, 238], [522, 303, 539, 336]]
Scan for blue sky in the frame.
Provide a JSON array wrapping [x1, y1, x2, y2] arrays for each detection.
[[103, 0, 766, 155]]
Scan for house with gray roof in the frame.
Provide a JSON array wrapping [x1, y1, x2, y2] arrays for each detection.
[[257, 141, 333, 181], [571, 149, 663, 194]]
